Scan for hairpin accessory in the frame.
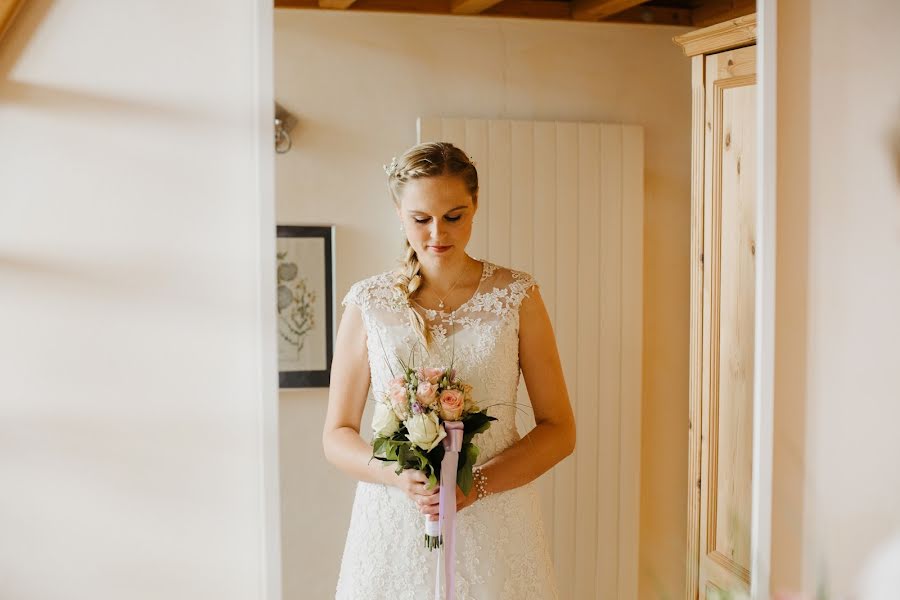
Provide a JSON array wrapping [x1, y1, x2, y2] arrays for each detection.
[[383, 156, 399, 177]]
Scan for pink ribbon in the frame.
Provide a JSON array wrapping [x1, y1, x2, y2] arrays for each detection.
[[434, 421, 464, 600]]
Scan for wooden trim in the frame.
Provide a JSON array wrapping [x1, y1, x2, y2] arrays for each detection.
[[318, 0, 358, 8], [685, 53, 706, 600], [0, 0, 25, 43], [450, 0, 503, 14], [571, 0, 649, 20], [710, 550, 751, 584], [673, 12, 757, 57]]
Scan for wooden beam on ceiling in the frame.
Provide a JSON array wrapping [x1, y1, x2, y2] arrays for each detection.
[[276, 0, 696, 26], [451, 0, 504, 15], [606, 5, 692, 26], [572, 0, 651, 20], [482, 0, 572, 20], [318, 0, 358, 8], [692, 0, 755, 28]]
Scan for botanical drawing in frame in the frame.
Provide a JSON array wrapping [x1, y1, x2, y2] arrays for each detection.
[[276, 225, 334, 388]]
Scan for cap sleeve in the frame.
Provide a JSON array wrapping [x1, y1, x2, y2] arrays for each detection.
[[509, 269, 540, 310], [341, 280, 364, 310]]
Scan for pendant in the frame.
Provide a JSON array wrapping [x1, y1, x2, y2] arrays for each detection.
[[439, 301, 445, 309]]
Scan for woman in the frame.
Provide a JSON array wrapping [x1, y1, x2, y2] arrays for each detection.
[[323, 142, 576, 599]]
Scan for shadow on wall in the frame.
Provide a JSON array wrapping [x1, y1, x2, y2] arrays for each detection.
[[0, 0, 49, 78], [890, 106, 900, 185]]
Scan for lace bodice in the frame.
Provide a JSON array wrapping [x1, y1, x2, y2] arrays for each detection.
[[342, 259, 538, 464]]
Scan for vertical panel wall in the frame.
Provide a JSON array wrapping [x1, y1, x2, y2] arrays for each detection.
[[419, 117, 644, 600]]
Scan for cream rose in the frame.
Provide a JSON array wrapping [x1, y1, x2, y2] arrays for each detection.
[[372, 401, 400, 437], [405, 412, 446, 451], [438, 388, 465, 421]]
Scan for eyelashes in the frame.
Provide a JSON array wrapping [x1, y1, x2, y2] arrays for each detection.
[[413, 215, 462, 224]]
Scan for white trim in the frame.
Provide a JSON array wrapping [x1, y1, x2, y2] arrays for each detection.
[[253, 1, 282, 599], [751, 2, 776, 598]]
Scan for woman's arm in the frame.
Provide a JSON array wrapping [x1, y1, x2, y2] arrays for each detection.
[[464, 285, 576, 500], [322, 303, 394, 486]]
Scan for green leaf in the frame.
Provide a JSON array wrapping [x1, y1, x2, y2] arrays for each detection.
[[456, 444, 480, 496]]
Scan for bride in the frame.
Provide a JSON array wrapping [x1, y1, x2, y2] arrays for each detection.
[[323, 141, 576, 599]]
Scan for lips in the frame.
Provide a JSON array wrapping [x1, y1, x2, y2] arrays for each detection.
[[429, 245, 452, 253]]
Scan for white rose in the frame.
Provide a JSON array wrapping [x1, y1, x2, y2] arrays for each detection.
[[404, 412, 446, 452], [372, 401, 400, 437]]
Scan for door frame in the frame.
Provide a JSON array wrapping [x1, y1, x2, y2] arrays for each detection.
[[253, 2, 282, 600], [675, 5, 777, 599], [751, 0, 776, 598]]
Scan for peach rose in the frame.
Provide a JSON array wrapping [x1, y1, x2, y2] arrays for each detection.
[[417, 367, 444, 385], [389, 386, 410, 420], [460, 383, 478, 412], [416, 381, 439, 407], [438, 388, 465, 421]]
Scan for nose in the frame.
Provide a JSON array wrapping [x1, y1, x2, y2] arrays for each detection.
[[428, 219, 444, 240]]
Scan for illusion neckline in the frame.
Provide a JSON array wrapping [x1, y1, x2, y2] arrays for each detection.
[[410, 258, 488, 318]]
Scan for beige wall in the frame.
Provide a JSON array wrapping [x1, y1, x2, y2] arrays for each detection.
[[773, 0, 900, 596], [0, 1, 279, 599], [274, 9, 692, 599]]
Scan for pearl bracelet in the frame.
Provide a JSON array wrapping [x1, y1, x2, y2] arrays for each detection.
[[473, 466, 491, 501]]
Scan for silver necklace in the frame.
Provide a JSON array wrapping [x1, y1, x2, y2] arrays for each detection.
[[429, 262, 469, 310]]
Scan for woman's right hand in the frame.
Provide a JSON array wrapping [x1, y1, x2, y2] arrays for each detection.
[[389, 468, 441, 521]]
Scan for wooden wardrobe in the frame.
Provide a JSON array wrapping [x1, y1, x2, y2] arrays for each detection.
[[674, 14, 758, 600]]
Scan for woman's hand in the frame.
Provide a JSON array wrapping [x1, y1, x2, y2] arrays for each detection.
[[391, 469, 441, 521], [416, 484, 476, 521], [390, 469, 477, 521]]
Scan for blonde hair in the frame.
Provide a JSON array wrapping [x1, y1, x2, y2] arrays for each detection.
[[386, 142, 479, 348]]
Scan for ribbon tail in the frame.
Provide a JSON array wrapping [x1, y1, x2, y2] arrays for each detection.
[[433, 422, 464, 600], [442, 452, 459, 599]]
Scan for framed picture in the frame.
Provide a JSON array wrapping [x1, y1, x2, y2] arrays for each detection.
[[276, 225, 335, 388]]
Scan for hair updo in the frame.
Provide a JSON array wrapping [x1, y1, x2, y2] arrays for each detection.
[[385, 142, 479, 348]]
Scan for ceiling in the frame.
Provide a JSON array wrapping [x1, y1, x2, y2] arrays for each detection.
[[274, 0, 756, 28]]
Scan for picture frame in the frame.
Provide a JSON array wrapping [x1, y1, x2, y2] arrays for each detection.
[[276, 225, 335, 388]]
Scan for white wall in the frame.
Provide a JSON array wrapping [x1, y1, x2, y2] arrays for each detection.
[[274, 10, 692, 600], [0, 1, 280, 599], [773, 0, 900, 596]]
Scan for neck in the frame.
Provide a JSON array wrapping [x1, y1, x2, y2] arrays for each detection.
[[417, 254, 477, 294]]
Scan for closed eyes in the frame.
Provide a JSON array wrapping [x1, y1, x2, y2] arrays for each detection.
[[414, 215, 462, 224]]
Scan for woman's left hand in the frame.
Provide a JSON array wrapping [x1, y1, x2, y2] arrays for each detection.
[[417, 484, 476, 521]]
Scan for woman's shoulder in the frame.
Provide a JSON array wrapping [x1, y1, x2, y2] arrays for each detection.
[[476, 260, 540, 312], [479, 260, 539, 292], [341, 269, 401, 311]]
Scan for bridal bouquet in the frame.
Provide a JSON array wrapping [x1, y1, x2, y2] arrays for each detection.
[[370, 360, 496, 551]]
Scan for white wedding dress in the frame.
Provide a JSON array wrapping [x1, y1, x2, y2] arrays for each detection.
[[335, 259, 560, 600]]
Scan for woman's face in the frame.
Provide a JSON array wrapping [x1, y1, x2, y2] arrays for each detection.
[[396, 175, 478, 264]]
